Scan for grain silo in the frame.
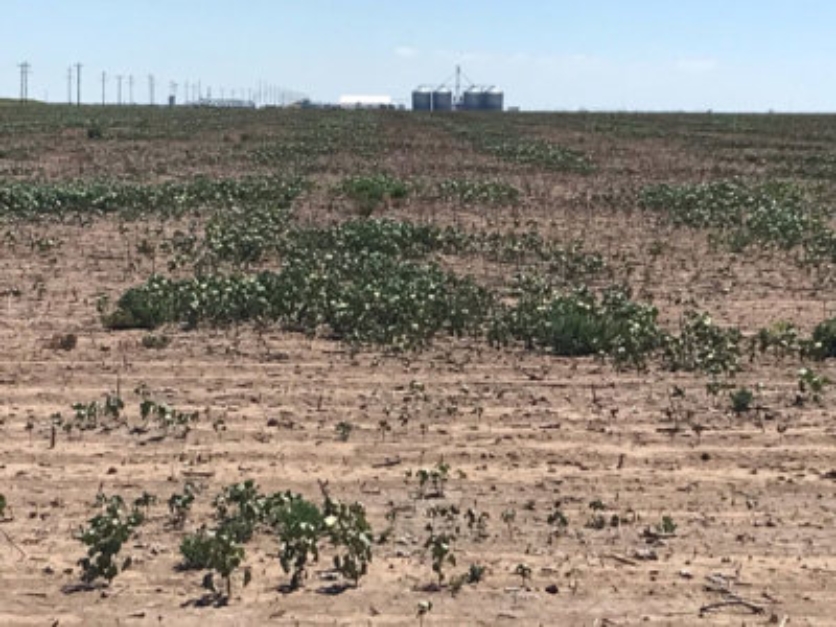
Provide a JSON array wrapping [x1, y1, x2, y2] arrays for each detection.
[[412, 66, 505, 112], [412, 86, 433, 111], [432, 88, 454, 111], [462, 87, 484, 111], [483, 87, 504, 112]]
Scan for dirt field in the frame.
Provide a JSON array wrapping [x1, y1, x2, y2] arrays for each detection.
[[1, 106, 835, 626]]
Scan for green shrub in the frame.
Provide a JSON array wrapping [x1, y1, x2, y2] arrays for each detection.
[[663, 311, 742, 376], [729, 387, 754, 414], [337, 174, 409, 215], [810, 318, 836, 359], [76, 495, 144, 585], [494, 285, 661, 370]]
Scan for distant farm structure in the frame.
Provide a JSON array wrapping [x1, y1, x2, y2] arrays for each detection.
[[338, 95, 398, 110], [412, 66, 504, 112]]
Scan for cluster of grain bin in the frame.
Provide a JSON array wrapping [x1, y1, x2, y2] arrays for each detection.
[[461, 87, 504, 111], [411, 86, 454, 112], [411, 85, 504, 112]]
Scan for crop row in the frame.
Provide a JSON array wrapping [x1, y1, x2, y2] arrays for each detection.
[[335, 173, 522, 215], [106, 243, 752, 375], [434, 117, 595, 173], [249, 111, 382, 169], [108, 221, 836, 374], [639, 180, 836, 264], [0, 176, 306, 220]]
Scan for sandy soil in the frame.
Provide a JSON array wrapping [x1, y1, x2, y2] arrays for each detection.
[[1, 108, 835, 626]]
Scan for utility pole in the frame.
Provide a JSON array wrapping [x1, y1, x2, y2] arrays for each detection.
[[184, 80, 189, 104], [101, 71, 107, 105], [455, 65, 461, 103], [116, 75, 123, 105], [128, 75, 134, 104], [67, 66, 73, 104], [169, 81, 178, 105], [18, 61, 31, 102], [148, 74, 155, 105], [75, 62, 82, 106]]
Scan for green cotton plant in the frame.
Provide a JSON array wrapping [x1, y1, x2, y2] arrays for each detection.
[[797, 367, 830, 405], [444, 118, 594, 172], [104, 250, 495, 349], [436, 178, 520, 206], [322, 498, 374, 587], [405, 462, 451, 499], [639, 179, 836, 264], [662, 311, 742, 377], [425, 531, 457, 585], [729, 387, 755, 414], [64, 392, 125, 433], [492, 285, 662, 370], [76, 494, 145, 585], [180, 527, 249, 601], [168, 482, 197, 529], [0, 176, 305, 221], [335, 174, 409, 216], [808, 318, 836, 360], [752, 321, 802, 360], [137, 392, 198, 437], [213, 480, 266, 543], [275, 497, 324, 590]]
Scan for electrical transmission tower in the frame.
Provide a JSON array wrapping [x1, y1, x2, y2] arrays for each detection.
[[18, 61, 31, 102], [75, 62, 82, 106]]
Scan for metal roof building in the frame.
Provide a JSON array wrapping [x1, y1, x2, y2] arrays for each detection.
[[339, 95, 394, 109]]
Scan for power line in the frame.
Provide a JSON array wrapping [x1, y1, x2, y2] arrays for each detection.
[[75, 62, 82, 106], [18, 61, 31, 102]]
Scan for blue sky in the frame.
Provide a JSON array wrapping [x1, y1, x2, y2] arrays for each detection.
[[3, 0, 836, 111]]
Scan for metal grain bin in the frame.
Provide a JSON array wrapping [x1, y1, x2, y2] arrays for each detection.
[[432, 89, 453, 111], [484, 88, 504, 111], [412, 87, 433, 111], [462, 87, 484, 111]]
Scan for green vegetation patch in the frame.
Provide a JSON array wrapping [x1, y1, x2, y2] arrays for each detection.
[[435, 178, 521, 206], [336, 174, 409, 215], [640, 179, 836, 263], [0, 175, 305, 220]]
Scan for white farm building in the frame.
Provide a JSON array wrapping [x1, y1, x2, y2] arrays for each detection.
[[338, 95, 394, 109]]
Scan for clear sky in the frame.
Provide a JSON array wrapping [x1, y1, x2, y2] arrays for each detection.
[[3, 0, 836, 111]]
